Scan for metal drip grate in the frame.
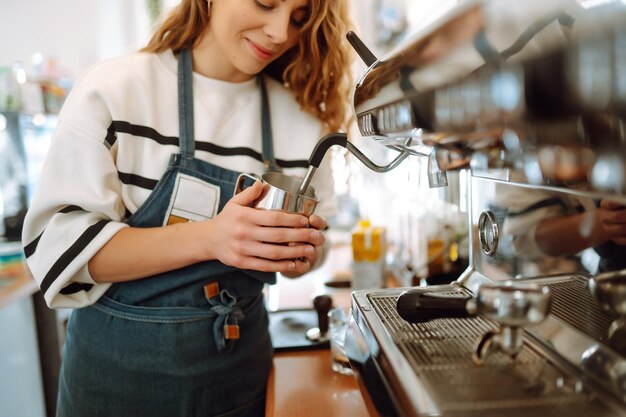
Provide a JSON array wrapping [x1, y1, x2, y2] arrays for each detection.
[[546, 276, 616, 342], [366, 292, 621, 415]]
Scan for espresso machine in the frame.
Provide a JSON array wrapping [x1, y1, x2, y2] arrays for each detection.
[[344, 0, 626, 415]]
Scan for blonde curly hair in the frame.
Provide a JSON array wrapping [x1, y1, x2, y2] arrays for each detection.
[[143, 0, 353, 132]]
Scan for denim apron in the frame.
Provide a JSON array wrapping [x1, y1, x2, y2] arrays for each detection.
[[57, 49, 278, 417]]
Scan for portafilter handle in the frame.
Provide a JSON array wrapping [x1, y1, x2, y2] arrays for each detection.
[[397, 282, 552, 325], [396, 289, 474, 323]]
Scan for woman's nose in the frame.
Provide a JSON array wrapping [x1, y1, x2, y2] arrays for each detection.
[[264, 10, 291, 44]]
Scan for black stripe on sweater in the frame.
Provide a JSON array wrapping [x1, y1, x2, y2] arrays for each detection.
[[104, 122, 117, 149], [60, 205, 83, 214], [24, 205, 85, 259], [111, 120, 310, 169], [118, 171, 159, 190], [195, 142, 309, 168], [113, 121, 179, 146], [195, 141, 263, 161], [40, 220, 110, 296], [23, 234, 41, 259], [60, 283, 94, 295], [276, 158, 309, 169]]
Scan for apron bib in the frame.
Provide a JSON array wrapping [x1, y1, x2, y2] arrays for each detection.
[[57, 49, 278, 417]]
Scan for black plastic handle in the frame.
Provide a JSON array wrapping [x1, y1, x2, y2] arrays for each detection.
[[396, 290, 472, 323], [313, 294, 334, 333], [346, 31, 377, 67], [308, 132, 348, 168]]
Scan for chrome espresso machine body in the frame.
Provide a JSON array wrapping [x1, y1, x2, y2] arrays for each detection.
[[345, 0, 626, 416]]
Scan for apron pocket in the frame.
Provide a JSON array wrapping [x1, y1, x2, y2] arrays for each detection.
[[93, 295, 217, 323], [92, 292, 263, 324]]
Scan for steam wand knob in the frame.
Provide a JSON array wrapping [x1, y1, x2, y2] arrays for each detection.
[[346, 31, 377, 67]]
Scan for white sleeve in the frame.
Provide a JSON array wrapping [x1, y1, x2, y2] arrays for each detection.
[[22, 67, 129, 309]]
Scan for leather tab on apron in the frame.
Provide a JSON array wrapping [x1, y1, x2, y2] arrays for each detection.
[[204, 284, 244, 352], [204, 282, 220, 300], [224, 324, 240, 340]]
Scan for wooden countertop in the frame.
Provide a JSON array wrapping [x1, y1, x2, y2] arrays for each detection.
[[265, 232, 376, 417], [267, 349, 370, 417]]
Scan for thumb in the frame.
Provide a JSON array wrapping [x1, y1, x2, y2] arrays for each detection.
[[231, 180, 264, 206]]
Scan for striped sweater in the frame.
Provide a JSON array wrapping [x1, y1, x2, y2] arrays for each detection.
[[22, 49, 335, 308]]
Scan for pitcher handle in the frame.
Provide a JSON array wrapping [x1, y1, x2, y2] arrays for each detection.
[[234, 172, 262, 194]]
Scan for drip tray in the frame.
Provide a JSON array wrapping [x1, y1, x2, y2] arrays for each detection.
[[367, 293, 622, 416]]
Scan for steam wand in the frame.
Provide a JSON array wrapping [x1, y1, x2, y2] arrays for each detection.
[[296, 133, 410, 195], [296, 32, 411, 194]]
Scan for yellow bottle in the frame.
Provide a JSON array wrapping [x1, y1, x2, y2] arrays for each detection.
[[351, 220, 386, 290]]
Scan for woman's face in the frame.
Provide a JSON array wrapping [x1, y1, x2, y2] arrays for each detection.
[[200, 0, 310, 82]]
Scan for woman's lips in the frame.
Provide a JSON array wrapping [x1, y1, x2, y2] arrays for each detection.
[[247, 39, 273, 60]]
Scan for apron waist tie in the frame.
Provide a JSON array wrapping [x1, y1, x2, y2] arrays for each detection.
[[205, 282, 245, 353]]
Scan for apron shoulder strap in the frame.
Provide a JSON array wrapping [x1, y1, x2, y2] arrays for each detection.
[[178, 52, 278, 169], [177, 49, 196, 157], [258, 75, 281, 173]]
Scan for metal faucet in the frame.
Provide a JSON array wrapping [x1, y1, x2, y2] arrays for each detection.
[[427, 149, 449, 188], [296, 133, 410, 195]]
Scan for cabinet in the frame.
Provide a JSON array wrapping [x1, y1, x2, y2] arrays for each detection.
[[0, 110, 59, 417], [0, 270, 61, 417], [0, 293, 47, 417]]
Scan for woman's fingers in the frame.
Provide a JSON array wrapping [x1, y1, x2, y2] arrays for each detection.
[[243, 208, 309, 228], [246, 226, 324, 246], [230, 255, 311, 274], [236, 240, 316, 260], [230, 180, 264, 205], [308, 214, 327, 231], [281, 259, 312, 278]]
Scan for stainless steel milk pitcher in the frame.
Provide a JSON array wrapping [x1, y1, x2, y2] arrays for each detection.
[[234, 172, 319, 217]]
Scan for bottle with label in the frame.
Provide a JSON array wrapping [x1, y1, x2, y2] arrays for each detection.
[[351, 219, 386, 290]]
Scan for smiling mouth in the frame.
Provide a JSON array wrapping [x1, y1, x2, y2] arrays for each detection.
[[247, 39, 274, 60]]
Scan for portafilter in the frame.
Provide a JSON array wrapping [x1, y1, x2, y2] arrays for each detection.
[[396, 281, 552, 365]]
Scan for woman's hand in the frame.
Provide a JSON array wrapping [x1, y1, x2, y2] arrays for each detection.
[[203, 181, 325, 274], [597, 199, 626, 245], [281, 213, 328, 278]]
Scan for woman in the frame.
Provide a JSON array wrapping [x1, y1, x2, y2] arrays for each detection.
[[22, 0, 353, 416]]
